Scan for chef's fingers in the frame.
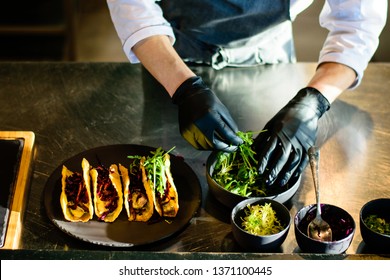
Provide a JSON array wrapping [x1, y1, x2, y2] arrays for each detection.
[[256, 135, 278, 174], [292, 150, 309, 180], [276, 149, 300, 186], [263, 141, 292, 186], [195, 113, 242, 151]]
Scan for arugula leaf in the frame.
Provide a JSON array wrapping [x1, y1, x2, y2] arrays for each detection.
[[128, 147, 175, 197], [212, 130, 267, 197]]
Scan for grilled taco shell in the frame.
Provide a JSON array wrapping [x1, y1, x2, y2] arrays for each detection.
[[90, 163, 123, 222], [153, 153, 179, 218], [60, 158, 94, 222], [122, 158, 154, 222]]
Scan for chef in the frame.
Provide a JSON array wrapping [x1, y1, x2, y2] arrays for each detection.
[[107, 0, 387, 186]]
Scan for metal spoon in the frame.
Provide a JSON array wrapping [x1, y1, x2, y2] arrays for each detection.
[[307, 146, 332, 241]]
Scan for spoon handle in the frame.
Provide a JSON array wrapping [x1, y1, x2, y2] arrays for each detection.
[[308, 146, 321, 216]]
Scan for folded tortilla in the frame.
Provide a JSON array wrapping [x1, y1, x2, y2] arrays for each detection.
[[122, 158, 155, 222], [152, 153, 179, 218], [90, 163, 123, 222], [60, 158, 94, 222]]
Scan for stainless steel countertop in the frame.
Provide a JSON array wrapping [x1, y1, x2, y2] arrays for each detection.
[[0, 62, 389, 258]]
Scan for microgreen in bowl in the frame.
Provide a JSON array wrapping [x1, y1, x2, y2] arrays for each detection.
[[212, 131, 267, 197], [241, 202, 285, 236]]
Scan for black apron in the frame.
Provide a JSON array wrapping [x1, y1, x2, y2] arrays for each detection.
[[160, 0, 295, 69]]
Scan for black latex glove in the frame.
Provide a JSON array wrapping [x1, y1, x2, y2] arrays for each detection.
[[172, 76, 243, 152], [253, 87, 330, 186]]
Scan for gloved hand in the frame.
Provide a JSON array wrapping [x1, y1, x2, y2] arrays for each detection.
[[172, 76, 243, 152], [253, 87, 330, 186]]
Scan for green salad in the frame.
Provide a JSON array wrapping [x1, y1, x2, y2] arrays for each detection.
[[212, 131, 267, 197], [241, 203, 284, 236]]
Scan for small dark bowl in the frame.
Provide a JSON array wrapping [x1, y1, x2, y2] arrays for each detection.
[[294, 204, 355, 254], [231, 198, 291, 252], [360, 198, 390, 249], [206, 151, 301, 208]]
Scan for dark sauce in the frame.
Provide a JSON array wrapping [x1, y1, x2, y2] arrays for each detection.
[[298, 204, 355, 241]]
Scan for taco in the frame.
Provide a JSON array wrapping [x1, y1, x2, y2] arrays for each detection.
[[137, 148, 179, 218], [90, 163, 123, 222], [121, 158, 155, 222], [60, 158, 94, 222], [152, 152, 179, 218]]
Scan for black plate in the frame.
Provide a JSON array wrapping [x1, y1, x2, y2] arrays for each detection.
[[44, 144, 202, 247]]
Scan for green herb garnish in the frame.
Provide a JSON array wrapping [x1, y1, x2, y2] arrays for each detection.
[[364, 214, 390, 235], [212, 131, 267, 197], [128, 147, 175, 197], [241, 203, 284, 236]]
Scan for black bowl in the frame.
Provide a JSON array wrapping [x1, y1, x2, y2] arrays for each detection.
[[231, 198, 291, 252], [206, 151, 301, 208], [360, 198, 390, 249], [294, 204, 355, 254]]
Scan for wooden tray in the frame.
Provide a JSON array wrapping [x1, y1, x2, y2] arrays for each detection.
[[0, 131, 35, 249]]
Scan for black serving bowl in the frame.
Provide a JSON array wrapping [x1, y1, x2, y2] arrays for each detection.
[[206, 151, 301, 208], [360, 198, 390, 249], [231, 198, 291, 252], [294, 204, 355, 254]]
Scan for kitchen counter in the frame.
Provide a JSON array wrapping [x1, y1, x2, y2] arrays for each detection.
[[0, 62, 389, 260]]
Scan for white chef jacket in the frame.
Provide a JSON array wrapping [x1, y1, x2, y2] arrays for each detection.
[[107, 0, 387, 88]]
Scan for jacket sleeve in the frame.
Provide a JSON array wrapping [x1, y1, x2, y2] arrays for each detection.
[[106, 0, 175, 63], [319, 0, 387, 88]]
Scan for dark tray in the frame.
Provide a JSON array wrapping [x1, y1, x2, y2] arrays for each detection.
[[0, 138, 24, 248]]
